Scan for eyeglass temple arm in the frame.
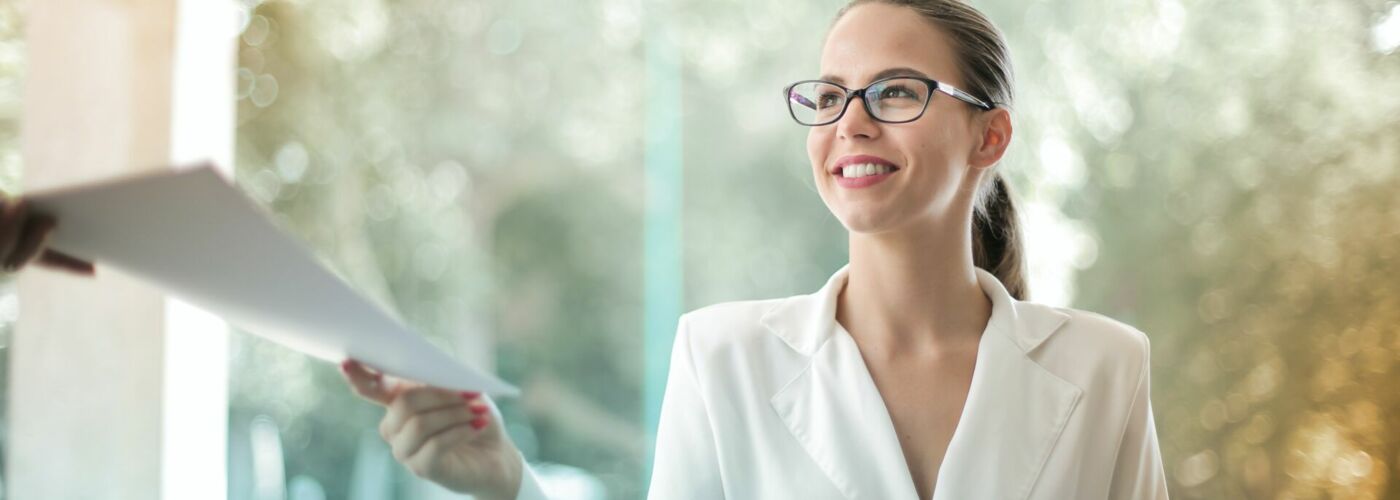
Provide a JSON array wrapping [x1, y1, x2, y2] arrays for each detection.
[[788, 89, 818, 111], [936, 82, 994, 111]]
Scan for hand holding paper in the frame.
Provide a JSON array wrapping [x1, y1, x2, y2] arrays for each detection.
[[26, 165, 518, 396], [0, 196, 94, 275]]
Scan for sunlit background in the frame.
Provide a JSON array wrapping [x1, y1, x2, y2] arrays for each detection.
[[3, 0, 1400, 498]]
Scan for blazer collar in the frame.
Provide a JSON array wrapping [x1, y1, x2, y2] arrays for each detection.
[[762, 264, 1083, 500], [758, 263, 1073, 357]]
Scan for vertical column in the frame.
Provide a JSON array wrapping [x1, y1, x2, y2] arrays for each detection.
[[161, 0, 236, 498], [7, 0, 235, 498], [641, 0, 684, 493]]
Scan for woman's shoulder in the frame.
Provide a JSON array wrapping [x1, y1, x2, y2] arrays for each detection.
[[1025, 302, 1154, 386], [678, 297, 789, 343], [1047, 305, 1151, 355], [672, 296, 807, 367], [683, 296, 789, 325]]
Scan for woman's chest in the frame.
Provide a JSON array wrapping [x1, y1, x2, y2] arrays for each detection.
[[866, 353, 977, 496]]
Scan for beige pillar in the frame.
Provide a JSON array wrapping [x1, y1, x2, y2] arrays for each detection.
[[8, 0, 236, 498]]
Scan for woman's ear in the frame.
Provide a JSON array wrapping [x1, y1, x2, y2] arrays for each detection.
[[969, 107, 1012, 170]]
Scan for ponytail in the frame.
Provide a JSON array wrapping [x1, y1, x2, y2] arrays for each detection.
[[972, 173, 1028, 300]]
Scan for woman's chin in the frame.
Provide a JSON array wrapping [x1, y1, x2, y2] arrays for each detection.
[[836, 209, 904, 235]]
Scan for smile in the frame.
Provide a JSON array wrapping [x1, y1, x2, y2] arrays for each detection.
[[830, 155, 900, 189], [839, 163, 896, 178]]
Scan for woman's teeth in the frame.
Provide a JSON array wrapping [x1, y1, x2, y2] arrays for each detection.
[[841, 163, 896, 178]]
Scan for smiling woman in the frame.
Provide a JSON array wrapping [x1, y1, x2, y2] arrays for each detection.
[[654, 1, 1163, 498]]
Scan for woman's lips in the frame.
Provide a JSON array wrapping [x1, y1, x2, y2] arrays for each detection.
[[834, 168, 897, 189], [828, 154, 900, 189], [829, 154, 899, 175]]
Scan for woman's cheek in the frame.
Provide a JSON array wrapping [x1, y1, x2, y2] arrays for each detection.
[[806, 130, 825, 169], [807, 132, 830, 186]]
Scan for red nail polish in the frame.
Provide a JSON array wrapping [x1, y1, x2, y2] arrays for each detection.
[[469, 404, 488, 415], [460, 391, 480, 400], [470, 416, 488, 430]]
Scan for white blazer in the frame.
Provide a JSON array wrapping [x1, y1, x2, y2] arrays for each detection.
[[516, 264, 1169, 500]]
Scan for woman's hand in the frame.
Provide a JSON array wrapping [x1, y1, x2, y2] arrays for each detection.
[[0, 197, 95, 275], [339, 359, 523, 500]]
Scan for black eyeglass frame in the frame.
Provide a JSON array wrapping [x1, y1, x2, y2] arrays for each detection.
[[783, 76, 996, 126]]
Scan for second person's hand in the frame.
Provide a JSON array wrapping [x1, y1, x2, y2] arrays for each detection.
[[339, 359, 524, 500], [0, 197, 95, 275]]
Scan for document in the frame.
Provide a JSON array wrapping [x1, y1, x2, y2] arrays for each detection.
[[27, 165, 519, 396]]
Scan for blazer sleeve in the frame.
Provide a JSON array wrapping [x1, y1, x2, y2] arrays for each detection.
[[513, 452, 550, 500], [1108, 335, 1170, 499], [646, 314, 726, 498]]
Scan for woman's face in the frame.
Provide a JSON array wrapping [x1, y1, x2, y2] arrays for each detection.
[[809, 3, 993, 235]]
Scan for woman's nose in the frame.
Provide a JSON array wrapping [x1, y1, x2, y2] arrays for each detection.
[[835, 99, 880, 140]]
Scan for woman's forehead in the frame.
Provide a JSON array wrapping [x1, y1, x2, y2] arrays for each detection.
[[819, 3, 961, 87]]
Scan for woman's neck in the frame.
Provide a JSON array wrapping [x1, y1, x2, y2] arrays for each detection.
[[836, 217, 992, 359]]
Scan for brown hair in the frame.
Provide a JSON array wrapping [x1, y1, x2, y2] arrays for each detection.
[[835, 0, 1029, 300]]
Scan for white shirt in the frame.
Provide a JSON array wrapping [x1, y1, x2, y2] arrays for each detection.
[[517, 264, 1169, 499]]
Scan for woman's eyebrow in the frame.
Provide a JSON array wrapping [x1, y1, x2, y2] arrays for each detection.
[[820, 67, 930, 85]]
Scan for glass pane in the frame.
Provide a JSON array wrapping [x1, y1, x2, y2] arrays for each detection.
[[229, 1, 643, 498]]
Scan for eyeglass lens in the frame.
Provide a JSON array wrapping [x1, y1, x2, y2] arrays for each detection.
[[786, 78, 931, 125]]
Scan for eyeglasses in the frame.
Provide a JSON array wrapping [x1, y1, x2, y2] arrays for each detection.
[[783, 76, 994, 126]]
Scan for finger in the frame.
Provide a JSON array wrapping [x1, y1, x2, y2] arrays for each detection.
[[467, 397, 491, 417], [381, 386, 476, 441], [0, 199, 29, 261], [389, 403, 476, 462], [468, 407, 497, 436], [7, 215, 56, 271], [37, 249, 96, 276], [340, 359, 392, 406], [458, 399, 498, 437]]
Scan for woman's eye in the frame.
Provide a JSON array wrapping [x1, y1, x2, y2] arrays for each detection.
[[818, 93, 843, 108], [879, 86, 916, 99]]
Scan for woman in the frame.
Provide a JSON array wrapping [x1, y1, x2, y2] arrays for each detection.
[[7, 0, 1166, 497], [340, 0, 1170, 498]]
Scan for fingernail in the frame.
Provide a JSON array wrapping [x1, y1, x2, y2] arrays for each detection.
[[469, 404, 488, 415], [470, 416, 488, 430], [460, 391, 480, 400]]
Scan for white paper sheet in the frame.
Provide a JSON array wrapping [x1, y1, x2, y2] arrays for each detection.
[[28, 165, 519, 397]]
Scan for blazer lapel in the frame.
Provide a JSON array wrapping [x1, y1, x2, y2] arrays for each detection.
[[764, 265, 918, 500], [931, 268, 1082, 500], [769, 333, 924, 499], [761, 265, 1083, 500]]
